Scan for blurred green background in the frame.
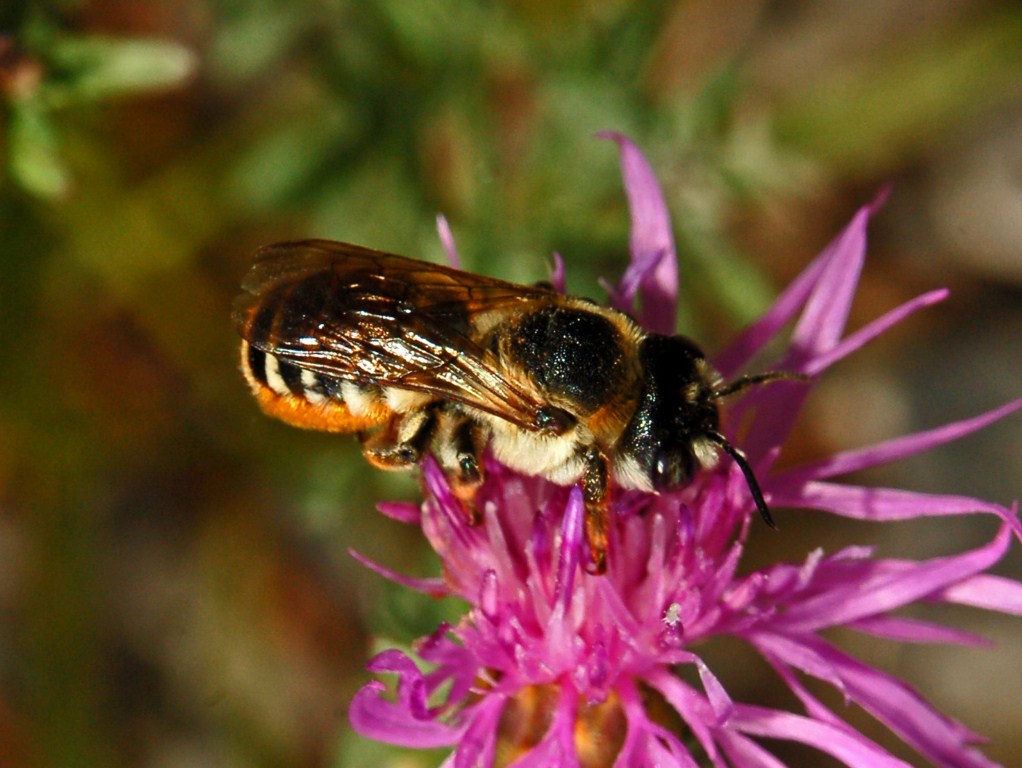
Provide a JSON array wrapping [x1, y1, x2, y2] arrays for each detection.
[[2, 1, 1021, 766]]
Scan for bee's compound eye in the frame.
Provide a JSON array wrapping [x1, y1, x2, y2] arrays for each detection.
[[534, 406, 575, 435], [651, 447, 695, 491]]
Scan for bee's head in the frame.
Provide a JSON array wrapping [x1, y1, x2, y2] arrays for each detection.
[[619, 334, 779, 528], [620, 335, 722, 492]]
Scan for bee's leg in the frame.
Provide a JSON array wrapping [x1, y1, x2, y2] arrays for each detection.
[[359, 407, 436, 471], [580, 447, 610, 574], [435, 413, 486, 525]]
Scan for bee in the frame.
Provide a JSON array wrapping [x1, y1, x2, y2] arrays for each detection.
[[233, 240, 792, 573]]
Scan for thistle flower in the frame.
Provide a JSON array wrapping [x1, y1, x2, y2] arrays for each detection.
[[349, 135, 1022, 767]]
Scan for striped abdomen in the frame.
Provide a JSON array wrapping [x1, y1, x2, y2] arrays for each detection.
[[240, 341, 392, 432]]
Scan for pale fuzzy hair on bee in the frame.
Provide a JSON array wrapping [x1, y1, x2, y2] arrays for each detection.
[[384, 387, 433, 414], [691, 436, 721, 470], [611, 453, 656, 493], [333, 383, 432, 418], [300, 369, 327, 404], [695, 357, 724, 395], [338, 381, 374, 417], [262, 350, 291, 397], [474, 408, 591, 486], [239, 341, 258, 390]]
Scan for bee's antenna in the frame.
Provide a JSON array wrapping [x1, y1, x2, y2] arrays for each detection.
[[714, 370, 809, 399], [705, 431, 777, 529]]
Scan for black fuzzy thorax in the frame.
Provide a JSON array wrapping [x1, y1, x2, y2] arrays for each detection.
[[504, 305, 628, 416]]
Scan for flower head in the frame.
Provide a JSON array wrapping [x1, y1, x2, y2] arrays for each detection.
[[350, 135, 1022, 767]]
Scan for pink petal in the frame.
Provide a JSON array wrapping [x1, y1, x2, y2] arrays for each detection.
[[452, 696, 503, 768], [717, 730, 789, 768], [644, 735, 700, 768], [554, 486, 584, 614], [366, 649, 434, 701], [719, 195, 884, 376], [644, 670, 722, 764], [763, 631, 1002, 766], [349, 681, 462, 748], [714, 243, 832, 378], [761, 652, 854, 728], [759, 628, 991, 768], [376, 501, 421, 523], [415, 627, 480, 705], [436, 214, 461, 268], [804, 288, 949, 375], [778, 524, 1013, 632], [848, 615, 991, 647], [770, 480, 1020, 533], [803, 639, 998, 768], [348, 548, 449, 597], [777, 399, 1022, 481], [750, 631, 847, 695], [598, 275, 629, 315], [350, 650, 465, 748], [421, 457, 478, 550], [732, 703, 914, 768], [729, 196, 887, 460], [785, 191, 887, 366], [935, 572, 1022, 615], [598, 131, 678, 334], [617, 678, 701, 768], [695, 657, 735, 724], [549, 252, 567, 293]]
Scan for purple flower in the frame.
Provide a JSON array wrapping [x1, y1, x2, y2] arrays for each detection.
[[349, 135, 1022, 767]]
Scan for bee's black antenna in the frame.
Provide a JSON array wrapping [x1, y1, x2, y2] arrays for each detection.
[[705, 431, 777, 529], [714, 370, 809, 399]]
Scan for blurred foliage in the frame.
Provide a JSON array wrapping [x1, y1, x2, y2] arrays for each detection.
[[1, 1, 1021, 767], [2, 13, 194, 196]]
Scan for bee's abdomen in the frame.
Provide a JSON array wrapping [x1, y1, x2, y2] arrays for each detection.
[[240, 341, 390, 432]]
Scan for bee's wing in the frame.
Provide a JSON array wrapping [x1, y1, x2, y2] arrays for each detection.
[[232, 240, 558, 431]]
